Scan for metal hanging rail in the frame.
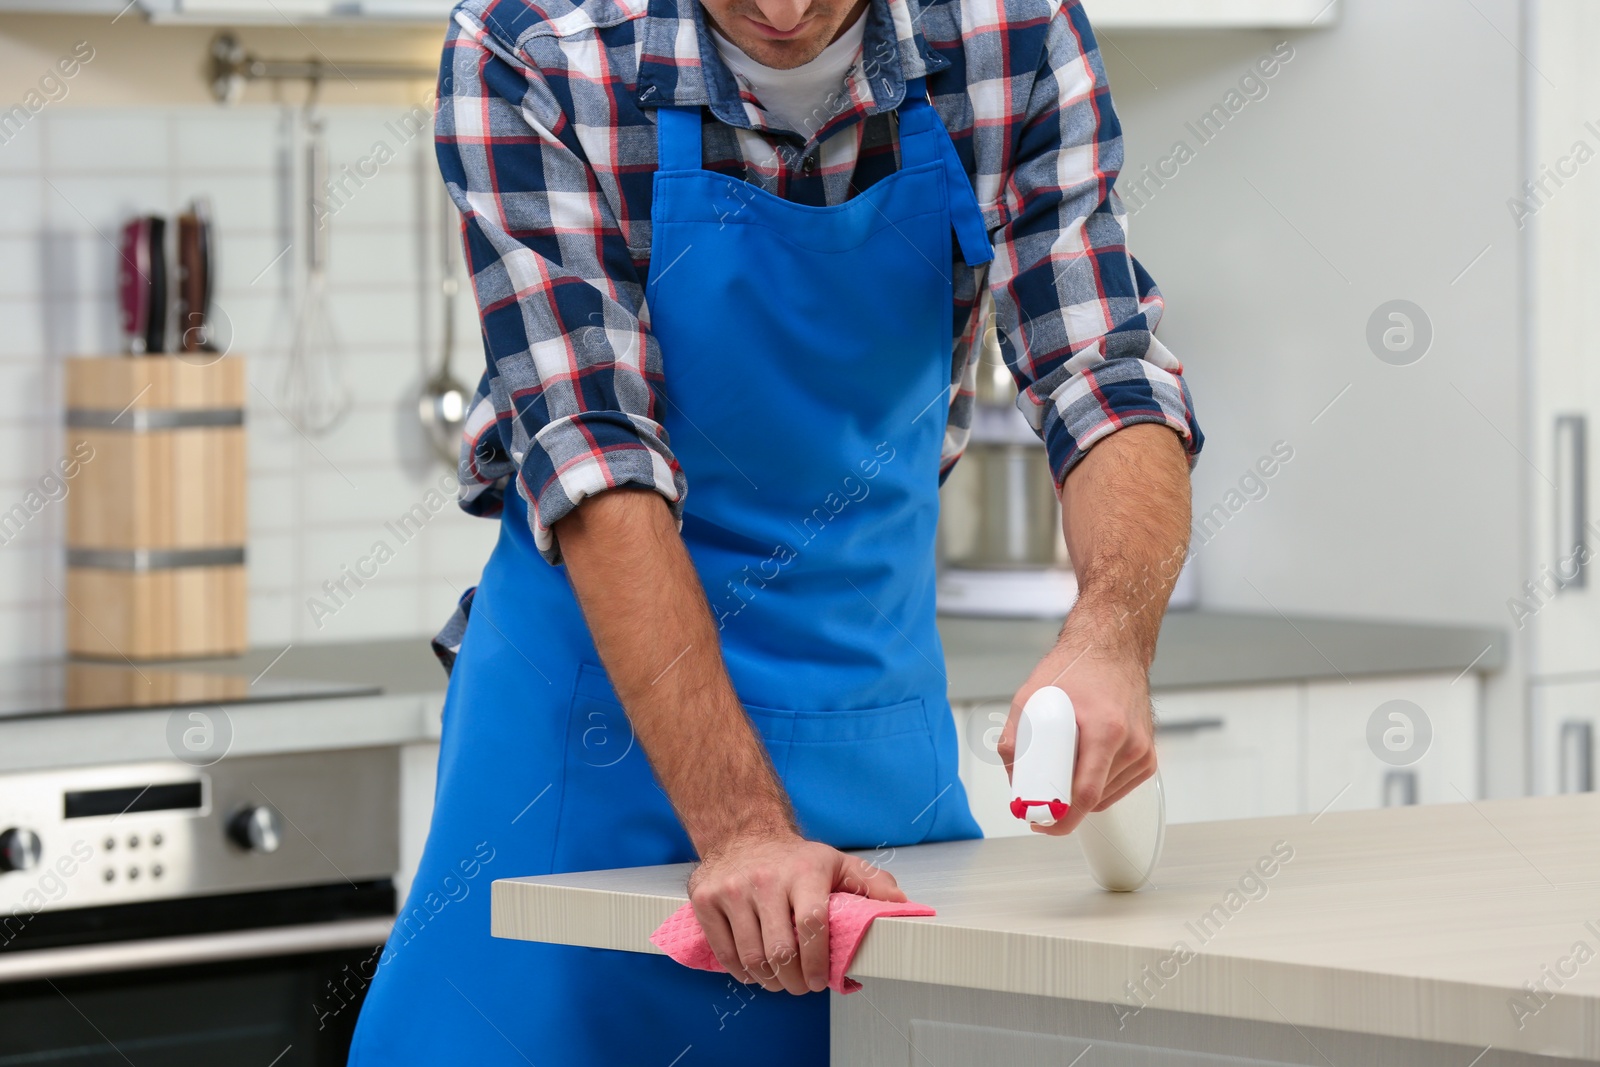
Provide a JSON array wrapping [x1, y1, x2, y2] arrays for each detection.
[[208, 33, 436, 103]]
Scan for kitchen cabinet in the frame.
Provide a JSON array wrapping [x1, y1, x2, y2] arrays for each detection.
[[398, 740, 441, 898], [1149, 685, 1302, 824], [1530, 678, 1600, 795], [1528, 4, 1600, 687], [956, 686, 1308, 839], [1303, 675, 1480, 814], [15, 0, 1335, 26], [955, 672, 1479, 835], [94, 0, 459, 22], [1082, 0, 1338, 29]]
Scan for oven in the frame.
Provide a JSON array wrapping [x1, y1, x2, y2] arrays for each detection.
[[0, 747, 399, 1066]]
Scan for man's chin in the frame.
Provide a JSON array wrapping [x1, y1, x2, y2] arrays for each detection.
[[724, 27, 833, 68], [732, 37, 825, 68]]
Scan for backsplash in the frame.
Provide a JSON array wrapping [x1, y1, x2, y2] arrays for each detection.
[[0, 103, 499, 660]]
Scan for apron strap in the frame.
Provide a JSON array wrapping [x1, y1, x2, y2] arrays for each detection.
[[899, 77, 994, 267], [654, 87, 992, 266], [657, 106, 704, 172]]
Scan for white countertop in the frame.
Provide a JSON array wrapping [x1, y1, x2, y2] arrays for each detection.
[[492, 794, 1600, 1059]]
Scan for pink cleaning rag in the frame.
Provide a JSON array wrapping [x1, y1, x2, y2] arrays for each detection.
[[649, 892, 935, 994]]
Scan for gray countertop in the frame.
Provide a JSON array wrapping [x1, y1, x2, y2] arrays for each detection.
[[169, 609, 1505, 703], [0, 610, 1502, 774]]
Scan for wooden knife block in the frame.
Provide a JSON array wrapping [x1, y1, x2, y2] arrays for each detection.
[[65, 356, 248, 660]]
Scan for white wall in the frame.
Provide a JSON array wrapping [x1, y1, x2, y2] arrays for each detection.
[[0, 103, 499, 657], [1095, 0, 1528, 792]]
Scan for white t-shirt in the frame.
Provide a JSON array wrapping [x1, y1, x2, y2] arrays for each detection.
[[710, 13, 867, 140]]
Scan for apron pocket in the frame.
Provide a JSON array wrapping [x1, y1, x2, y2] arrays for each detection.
[[746, 698, 940, 851]]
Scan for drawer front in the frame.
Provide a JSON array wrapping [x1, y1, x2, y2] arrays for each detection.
[[1531, 679, 1600, 795], [1304, 675, 1480, 814], [1152, 686, 1302, 824]]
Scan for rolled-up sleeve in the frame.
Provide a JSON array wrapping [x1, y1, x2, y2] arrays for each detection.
[[987, 0, 1203, 486], [436, 11, 684, 563]]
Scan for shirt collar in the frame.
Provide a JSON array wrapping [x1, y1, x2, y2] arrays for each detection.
[[634, 0, 949, 130]]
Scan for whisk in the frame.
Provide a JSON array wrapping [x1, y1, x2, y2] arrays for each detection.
[[279, 103, 352, 435]]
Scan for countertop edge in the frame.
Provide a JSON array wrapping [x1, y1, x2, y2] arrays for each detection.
[[489, 875, 1595, 1057]]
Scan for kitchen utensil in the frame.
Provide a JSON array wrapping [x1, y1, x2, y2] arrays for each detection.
[[175, 199, 214, 354], [939, 294, 1071, 612], [1010, 685, 1166, 892], [946, 305, 1062, 568], [418, 182, 472, 465], [117, 216, 167, 355], [278, 106, 351, 435], [941, 442, 1065, 569]]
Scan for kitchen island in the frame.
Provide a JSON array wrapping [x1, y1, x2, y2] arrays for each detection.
[[492, 794, 1598, 1065]]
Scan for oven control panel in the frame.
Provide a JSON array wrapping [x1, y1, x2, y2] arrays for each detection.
[[0, 748, 398, 916]]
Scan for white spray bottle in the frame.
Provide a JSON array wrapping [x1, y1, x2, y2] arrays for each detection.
[[1009, 686, 1165, 892]]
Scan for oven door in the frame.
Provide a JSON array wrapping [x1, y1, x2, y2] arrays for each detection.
[[0, 881, 393, 1067]]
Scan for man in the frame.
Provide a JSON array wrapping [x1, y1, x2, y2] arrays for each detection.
[[348, 0, 1200, 1059]]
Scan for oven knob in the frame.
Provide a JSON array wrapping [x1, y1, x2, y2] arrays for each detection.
[[227, 806, 283, 854], [0, 828, 42, 873]]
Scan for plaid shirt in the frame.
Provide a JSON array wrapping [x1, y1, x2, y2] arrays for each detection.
[[436, 0, 1203, 565]]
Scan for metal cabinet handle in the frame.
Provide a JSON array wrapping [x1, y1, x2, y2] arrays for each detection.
[[0, 916, 393, 984], [1382, 770, 1418, 807], [1154, 718, 1225, 736], [1554, 414, 1588, 589], [1559, 720, 1594, 793]]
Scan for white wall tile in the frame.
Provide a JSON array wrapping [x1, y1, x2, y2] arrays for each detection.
[[45, 112, 172, 174], [299, 580, 425, 642], [175, 172, 279, 245], [214, 232, 294, 296], [43, 293, 123, 358], [0, 118, 44, 174], [247, 531, 298, 592], [0, 177, 43, 235], [326, 226, 424, 287], [212, 290, 293, 361], [316, 402, 439, 469], [247, 472, 299, 532], [0, 422, 57, 487], [422, 579, 470, 630], [0, 362, 51, 425], [0, 601, 65, 660], [417, 509, 499, 576], [300, 464, 440, 527], [248, 588, 297, 647], [173, 107, 286, 174], [304, 524, 427, 588], [0, 103, 478, 656], [326, 288, 426, 349], [0, 299, 48, 358], [42, 175, 170, 235], [0, 545, 54, 606], [0, 237, 41, 301], [36, 231, 112, 302]]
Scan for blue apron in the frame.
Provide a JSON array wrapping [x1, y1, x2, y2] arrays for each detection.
[[349, 77, 989, 1066]]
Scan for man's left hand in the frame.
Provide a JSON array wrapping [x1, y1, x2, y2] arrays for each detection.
[[997, 629, 1155, 837]]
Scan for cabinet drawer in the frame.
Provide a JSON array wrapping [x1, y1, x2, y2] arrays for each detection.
[[1304, 675, 1479, 814], [1531, 679, 1600, 795], [951, 684, 1303, 836], [1152, 686, 1302, 824]]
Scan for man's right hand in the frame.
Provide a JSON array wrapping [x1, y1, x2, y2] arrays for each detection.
[[687, 831, 905, 995], [559, 491, 905, 996]]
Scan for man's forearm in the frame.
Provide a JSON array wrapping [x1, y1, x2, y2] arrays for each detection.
[[556, 488, 795, 856], [1058, 423, 1193, 666]]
